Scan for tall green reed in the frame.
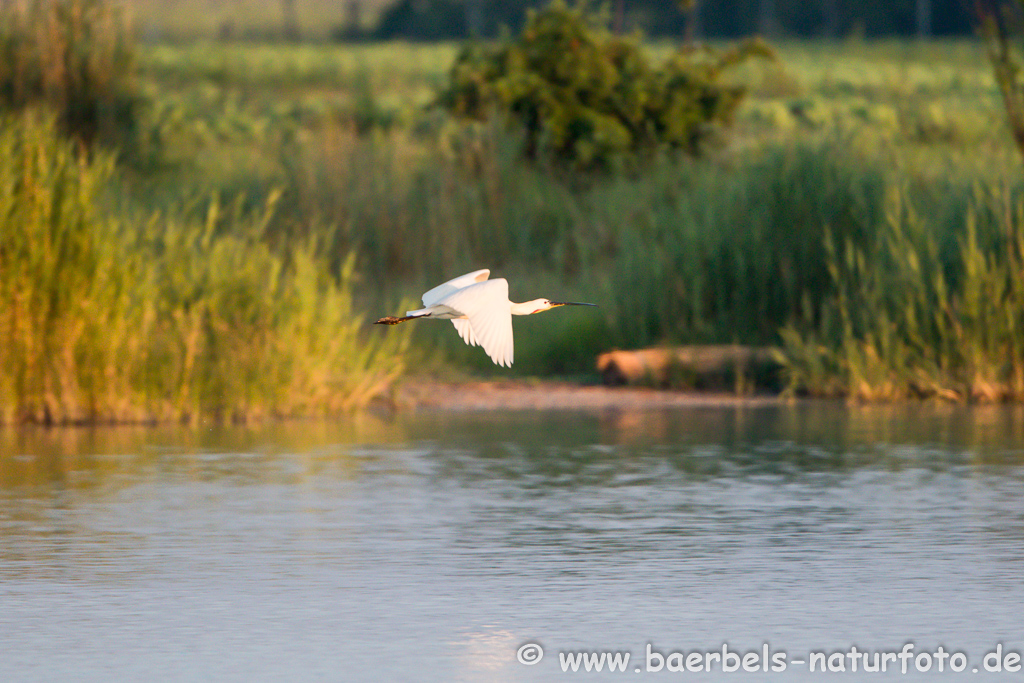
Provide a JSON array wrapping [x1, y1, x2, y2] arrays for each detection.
[[0, 111, 124, 422], [275, 121, 584, 282], [779, 182, 1024, 401], [590, 141, 889, 348], [0, 114, 409, 424]]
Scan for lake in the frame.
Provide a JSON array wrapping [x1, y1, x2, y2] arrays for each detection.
[[2, 402, 1023, 681]]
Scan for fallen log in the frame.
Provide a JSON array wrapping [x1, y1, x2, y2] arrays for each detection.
[[596, 345, 782, 391]]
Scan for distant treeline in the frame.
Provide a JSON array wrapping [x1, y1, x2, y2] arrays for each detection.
[[370, 0, 975, 40]]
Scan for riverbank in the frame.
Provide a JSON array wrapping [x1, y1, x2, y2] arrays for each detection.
[[394, 379, 784, 412]]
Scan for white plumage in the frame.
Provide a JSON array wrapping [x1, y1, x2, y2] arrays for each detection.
[[375, 268, 596, 367]]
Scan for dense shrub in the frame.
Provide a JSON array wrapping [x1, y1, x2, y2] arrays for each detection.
[[438, 0, 773, 169]]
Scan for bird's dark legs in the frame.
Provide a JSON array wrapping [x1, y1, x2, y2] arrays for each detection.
[[374, 314, 421, 325]]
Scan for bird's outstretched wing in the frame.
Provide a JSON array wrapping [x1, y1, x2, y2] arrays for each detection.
[[421, 269, 491, 351], [452, 319, 479, 347], [438, 278, 513, 367], [421, 269, 490, 307]]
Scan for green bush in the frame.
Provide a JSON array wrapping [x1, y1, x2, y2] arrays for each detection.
[[0, 0, 139, 149], [437, 0, 773, 170]]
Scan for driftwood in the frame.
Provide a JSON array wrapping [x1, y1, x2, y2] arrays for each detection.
[[596, 345, 781, 390]]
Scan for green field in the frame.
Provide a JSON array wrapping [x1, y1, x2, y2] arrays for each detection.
[[4, 0, 1024, 422], [125, 0, 398, 41]]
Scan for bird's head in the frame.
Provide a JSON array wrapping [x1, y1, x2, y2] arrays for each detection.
[[525, 298, 597, 315]]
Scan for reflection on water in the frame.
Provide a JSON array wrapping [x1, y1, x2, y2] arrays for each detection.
[[2, 403, 1024, 682]]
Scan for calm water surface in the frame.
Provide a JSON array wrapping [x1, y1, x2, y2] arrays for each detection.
[[2, 403, 1024, 682]]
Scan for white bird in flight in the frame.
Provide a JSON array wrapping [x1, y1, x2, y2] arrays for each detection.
[[374, 269, 596, 367]]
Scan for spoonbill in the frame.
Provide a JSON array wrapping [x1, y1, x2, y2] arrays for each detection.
[[374, 269, 596, 367]]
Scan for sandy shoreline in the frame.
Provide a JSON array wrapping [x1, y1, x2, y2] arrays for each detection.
[[395, 379, 786, 412]]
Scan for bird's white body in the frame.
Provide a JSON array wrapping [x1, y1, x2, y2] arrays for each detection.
[[377, 268, 594, 367]]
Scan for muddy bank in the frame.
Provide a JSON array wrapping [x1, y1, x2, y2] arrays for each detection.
[[395, 379, 785, 412]]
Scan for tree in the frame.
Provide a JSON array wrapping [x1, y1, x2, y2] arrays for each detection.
[[465, 0, 484, 36], [681, 0, 701, 40], [917, 0, 932, 36], [282, 0, 299, 40], [822, 0, 840, 37], [759, 0, 778, 36], [369, 0, 975, 40]]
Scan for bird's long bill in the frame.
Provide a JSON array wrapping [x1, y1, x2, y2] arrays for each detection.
[[550, 301, 597, 307]]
